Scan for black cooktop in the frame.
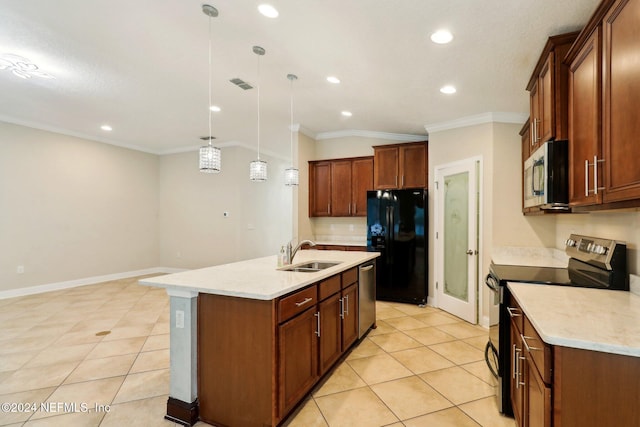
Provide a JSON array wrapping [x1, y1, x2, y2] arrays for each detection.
[[490, 264, 571, 286]]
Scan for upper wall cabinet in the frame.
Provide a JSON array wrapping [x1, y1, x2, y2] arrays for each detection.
[[373, 141, 428, 190], [309, 157, 373, 217], [566, 0, 640, 210], [527, 32, 578, 151]]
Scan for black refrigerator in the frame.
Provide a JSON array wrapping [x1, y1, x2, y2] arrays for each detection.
[[367, 189, 427, 305]]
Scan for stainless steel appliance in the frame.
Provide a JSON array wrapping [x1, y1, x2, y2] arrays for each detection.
[[367, 189, 427, 305], [523, 139, 569, 210], [485, 234, 628, 415], [358, 262, 376, 338]]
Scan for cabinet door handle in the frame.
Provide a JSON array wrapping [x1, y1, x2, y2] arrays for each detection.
[[327, 203, 330, 214], [315, 311, 320, 337], [587, 156, 605, 196], [344, 294, 349, 316], [535, 118, 541, 142], [512, 344, 518, 380], [395, 175, 398, 187], [585, 159, 589, 197], [506, 307, 521, 318], [402, 175, 405, 187], [295, 297, 313, 307], [531, 121, 535, 147], [339, 298, 345, 319], [348, 204, 351, 215], [521, 334, 542, 352], [353, 203, 356, 215], [518, 356, 526, 386]]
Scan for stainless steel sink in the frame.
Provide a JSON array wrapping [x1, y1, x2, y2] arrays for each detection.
[[280, 261, 342, 272]]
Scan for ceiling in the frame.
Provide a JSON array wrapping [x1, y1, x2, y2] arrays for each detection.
[[0, 0, 600, 158]]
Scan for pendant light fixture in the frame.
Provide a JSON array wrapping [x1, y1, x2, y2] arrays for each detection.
[[284, 73, 299, 186], [249, 46, 267, 181], [199, 4, 221, 173]]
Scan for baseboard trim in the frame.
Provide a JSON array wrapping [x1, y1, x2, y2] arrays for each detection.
[[0, 267, 188, 300]]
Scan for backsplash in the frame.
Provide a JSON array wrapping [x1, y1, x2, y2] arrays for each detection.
[[491, 246, 569, 268], [311, 217, 367, 244]]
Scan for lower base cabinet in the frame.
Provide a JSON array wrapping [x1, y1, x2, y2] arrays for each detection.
[[198, 266, 365, 427]]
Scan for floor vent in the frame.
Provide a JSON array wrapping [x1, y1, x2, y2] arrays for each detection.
[[230, 78, 253, 90]]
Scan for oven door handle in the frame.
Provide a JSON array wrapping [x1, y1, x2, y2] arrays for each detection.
[[485, 274, 499, 292]]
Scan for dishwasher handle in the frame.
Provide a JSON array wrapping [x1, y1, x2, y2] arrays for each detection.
[[360, 264, 374, 272]]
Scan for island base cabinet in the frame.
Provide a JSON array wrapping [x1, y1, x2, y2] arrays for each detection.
[[553, 346, 640, 426], [198, 294, 276, 427], [525, 358, 551, 427]]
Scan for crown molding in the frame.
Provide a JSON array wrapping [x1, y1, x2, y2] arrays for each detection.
[[315, 129, 427, 142], [424, 112, 528, 134]]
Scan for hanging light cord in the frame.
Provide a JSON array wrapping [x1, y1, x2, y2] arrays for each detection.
[[207, 15, 213, 147], [290, 78, 294, 167], [256, 53, 261, 160]]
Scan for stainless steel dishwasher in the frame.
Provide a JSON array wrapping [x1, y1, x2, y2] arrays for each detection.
[[358, 262, 376, 338]]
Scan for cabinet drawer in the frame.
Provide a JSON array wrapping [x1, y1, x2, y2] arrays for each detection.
[[342, 267, 358, 288], [523, 315, 552, 384], [507, 296, 524, 334], [318, 275, 341, 301], [278, 286, 317, 323]]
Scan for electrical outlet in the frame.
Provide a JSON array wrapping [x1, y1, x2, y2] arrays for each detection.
[[175, 310, 185, 329], [16, 265, 24, 274]]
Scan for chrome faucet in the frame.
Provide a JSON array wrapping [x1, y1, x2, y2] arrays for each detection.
[[285, 239, 316, 264]]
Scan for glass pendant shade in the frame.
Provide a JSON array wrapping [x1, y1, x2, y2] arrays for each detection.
[[249, 159, 268, 181], [199, 144, 221, 173], [284, 167, 299, 186]]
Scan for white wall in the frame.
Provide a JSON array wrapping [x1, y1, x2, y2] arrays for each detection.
[[0, 122, 159, 292], [158, 146, 293, 269]]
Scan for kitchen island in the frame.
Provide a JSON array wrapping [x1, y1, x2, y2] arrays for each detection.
[[507, 283, 640, 426], [140, 249, 379, 427]]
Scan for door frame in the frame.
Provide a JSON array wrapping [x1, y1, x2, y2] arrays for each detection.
[[433, 156, 483, 324]]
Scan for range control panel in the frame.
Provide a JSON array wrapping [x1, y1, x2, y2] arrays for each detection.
[[565, 234, 626, 271]]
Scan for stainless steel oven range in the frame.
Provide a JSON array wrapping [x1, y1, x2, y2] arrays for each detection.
[[484, 234, 628, 415]]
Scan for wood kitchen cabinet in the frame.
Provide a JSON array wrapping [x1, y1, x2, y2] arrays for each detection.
[[373, 141, 427, 190], [565, 0, 640, 210], [309, 156, 373, 217], [526, 32, 578, 149]]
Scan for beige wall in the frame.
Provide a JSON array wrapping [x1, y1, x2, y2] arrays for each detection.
[[158, 146, 293, 269], [0, 122, 159, 292], [297, 132, 316, 242]]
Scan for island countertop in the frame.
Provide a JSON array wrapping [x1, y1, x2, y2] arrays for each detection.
[[140, 249, 379, 300], [508, 282, 640, 357]]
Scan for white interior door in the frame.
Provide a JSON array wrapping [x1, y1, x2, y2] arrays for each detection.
[[435, 158, 479, 324]]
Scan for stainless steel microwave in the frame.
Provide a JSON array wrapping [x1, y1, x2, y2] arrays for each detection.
[[523, 140, 569, 210]]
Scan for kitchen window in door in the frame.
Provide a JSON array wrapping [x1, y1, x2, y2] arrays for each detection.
[[444, 172, 469, 301]]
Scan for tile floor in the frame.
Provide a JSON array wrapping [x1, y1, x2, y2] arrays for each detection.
[[0, 276, 515, 427]]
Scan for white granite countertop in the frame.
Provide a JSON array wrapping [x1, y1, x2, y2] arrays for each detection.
[[492, 246, 568, 268], [508, 282, 640, 357], [140, 249, 378, 300]]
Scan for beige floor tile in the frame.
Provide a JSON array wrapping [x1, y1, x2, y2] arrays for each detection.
[[29, 376, 124, 420], [64, 354, 136, 384], [0, 387, 56, 424], [141, 333, 169, 352], [0, 351, 38, 372], [428, 340, 484, 365], [312, 362, 366, 397], [346, 338, 386, 360], [436, 322, 488, 339], [23, 343, 96, 368], [314, 387, 399, 427], [101, 323, 155, 341], [412, 312, 461, 327], [404, 326, 458, 346], [390, 346, 455, 374], [376, 307, 408, 320], [461, 360, 497, 386], [347, 353, 413, 385], [403, 407, 481, 427], [383, 316, 431, 331], [420, 367, 495, 405], [369, 332, 422, 352], [85, 336, 146, 359], [22, 411, 106, 426], [52, 330, 106, 347], [371, 376, 453, 420], [150, 322, 170, 335], [284, 398, 328, 427], [0, 362, 78, 394], [100, 394, 175, 427], [366, 320, 397, 337], [464, 335, 490, 351], [112, 368, 169, 404], [391, 304, 435, 316], [130, 349, 169, 373], [459, 396, 517, 427], [0, 335, 59, 355]]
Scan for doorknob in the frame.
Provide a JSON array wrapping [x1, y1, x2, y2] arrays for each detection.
[[466, 249, 474, 255]]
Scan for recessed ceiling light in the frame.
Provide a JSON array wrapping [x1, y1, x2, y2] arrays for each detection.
[[258, 4, 279, 18], [100, 124, 112, 131], [210, 105, 221, 112], [430, 30, 453, 44], [327, 76, 340, 84], [440, 85, 456, 94], [341, 111, 352, 117]]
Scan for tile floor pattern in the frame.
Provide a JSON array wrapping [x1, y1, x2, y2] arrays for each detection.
[[0, 276, 515, 427]]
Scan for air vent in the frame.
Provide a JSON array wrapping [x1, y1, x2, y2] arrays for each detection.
[[200, 136, 216, 141], [230, 78, 253, 90]]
